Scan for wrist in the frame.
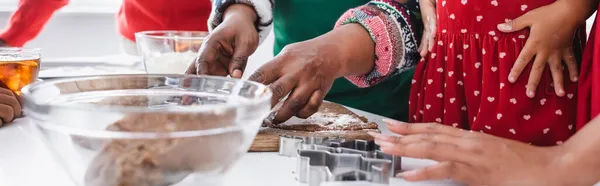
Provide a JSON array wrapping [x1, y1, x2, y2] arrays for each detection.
[[552, 146, 580, 185], [327, 24, 376, 78], [223, 4, 258, 24], [555, 141, 600, 185], [556, 0, 596, 24]]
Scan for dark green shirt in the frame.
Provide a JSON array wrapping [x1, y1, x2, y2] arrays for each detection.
[[272, 0, 415, 121]]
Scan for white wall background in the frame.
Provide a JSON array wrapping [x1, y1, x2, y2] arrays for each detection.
[[0, 0, 123, 58]]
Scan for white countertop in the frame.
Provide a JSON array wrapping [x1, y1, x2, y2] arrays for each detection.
[[0, 113, 459, 186]]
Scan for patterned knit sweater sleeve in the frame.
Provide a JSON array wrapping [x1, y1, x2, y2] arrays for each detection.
[[335, 0, 421, 88], [208, 0, 274, 45]]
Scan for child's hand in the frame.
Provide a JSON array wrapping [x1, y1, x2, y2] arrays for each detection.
[[0, 86, 22, 127], [371, 119, 598, 186], [497, 0, 591, 98], [418, 0, 436, 57]]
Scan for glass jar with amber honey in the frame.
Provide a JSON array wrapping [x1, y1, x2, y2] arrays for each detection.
[[0, 48, 40, 95]]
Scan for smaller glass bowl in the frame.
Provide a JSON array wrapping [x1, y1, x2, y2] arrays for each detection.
[[0, 47, 41, 95], [135, 31, 208, 74]]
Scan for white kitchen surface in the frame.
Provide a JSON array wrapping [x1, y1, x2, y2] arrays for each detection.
[[0, 111, 459, 186]]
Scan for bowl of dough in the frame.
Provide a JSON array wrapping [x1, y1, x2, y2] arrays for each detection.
[[135, 31, 208, 74], [21, 74, 272, 186]]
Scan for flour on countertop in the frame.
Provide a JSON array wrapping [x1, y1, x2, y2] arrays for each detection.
[[278, 113, 366, 130]]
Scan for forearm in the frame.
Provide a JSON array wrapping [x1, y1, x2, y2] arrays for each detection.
[[324, 24, 376, 78], [334, 1, 420, 87], [558, 0, 599, 24], [0, 0, 67, 47], [561, 115, 600, 184]]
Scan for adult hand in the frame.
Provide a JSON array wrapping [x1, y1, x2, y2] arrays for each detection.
[[0, 86, 21, 127], [369, 120, 599, 186], [417, 0, 436, 57], [186, 4, 258, 78], [249, 24, 375, 124], [249, 41, 338, 124], [498, 1, 585, 98]]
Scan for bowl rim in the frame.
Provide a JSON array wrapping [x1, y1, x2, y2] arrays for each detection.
[[134, 30, 209, 40], [0, 47, 41, 52], [21, 74, 272, 139], [0, 47, 41, 61]]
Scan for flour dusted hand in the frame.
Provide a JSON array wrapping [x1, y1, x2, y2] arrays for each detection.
[[418, 0, 437, 57]]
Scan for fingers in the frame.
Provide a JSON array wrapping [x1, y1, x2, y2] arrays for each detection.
[[268, 74, 296, 106], [0, 87, 14, 96], [497, 12, 532, 33], [0, 88, 21, 117], [0, 94, 21, 117], [374, 133, 461, 148], [509, 41, 535, 83], [562, 47, 579, 82], [272, 85, 313, 124], [228, 37, 257, 78], [295, 90, 324, 118], [249, 57, 283, 85], [185, 61, 197, 74], [418, 25, 437, 57], [195, 39, 229, 76], [195, 39, 218, 75], [0, 104, 15, 123], [427, 27, 436, 54], [374, 134, 474, 164], [525, 52, 549, 98], [418, 0, 437, 57], [400, 162, 475, 183], [419, 34, 429, 57], [548, 53, 565, 97], [382, 119, 469, 137]]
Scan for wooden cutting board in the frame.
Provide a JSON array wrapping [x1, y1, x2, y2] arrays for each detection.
[[249, 102, 380, 152], [249, 127, 378, 152]]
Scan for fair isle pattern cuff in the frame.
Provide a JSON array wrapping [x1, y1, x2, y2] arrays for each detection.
[[335, 0, 419, 88], [209, 0, 274, 45]]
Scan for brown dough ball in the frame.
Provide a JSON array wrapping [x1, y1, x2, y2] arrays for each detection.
[[84, 110, 244, 186]]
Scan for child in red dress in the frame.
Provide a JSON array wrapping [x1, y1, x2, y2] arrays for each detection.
[[409, 0, 587, 146]]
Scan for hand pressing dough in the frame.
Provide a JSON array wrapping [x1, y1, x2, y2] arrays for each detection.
[[250, 102, 380, 152]]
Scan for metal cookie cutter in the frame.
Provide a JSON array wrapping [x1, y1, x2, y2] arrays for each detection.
[[278, 135, 402, 185], [278, 135, 346, 157], [297, 150, 393, 186]]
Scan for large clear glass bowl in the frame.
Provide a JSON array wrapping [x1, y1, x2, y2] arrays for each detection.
[[21, 74, 272, 186], [135, 31, 208, 74]]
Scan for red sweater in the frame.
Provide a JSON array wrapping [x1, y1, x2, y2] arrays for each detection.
[[0, 0, 212, 47]]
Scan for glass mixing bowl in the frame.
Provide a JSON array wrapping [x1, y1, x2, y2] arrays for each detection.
[[22, 74, 271, 186], [135, 31, 208, 74]]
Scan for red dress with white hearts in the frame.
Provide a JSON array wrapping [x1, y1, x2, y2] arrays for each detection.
[[409, 0, 585, 146]]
